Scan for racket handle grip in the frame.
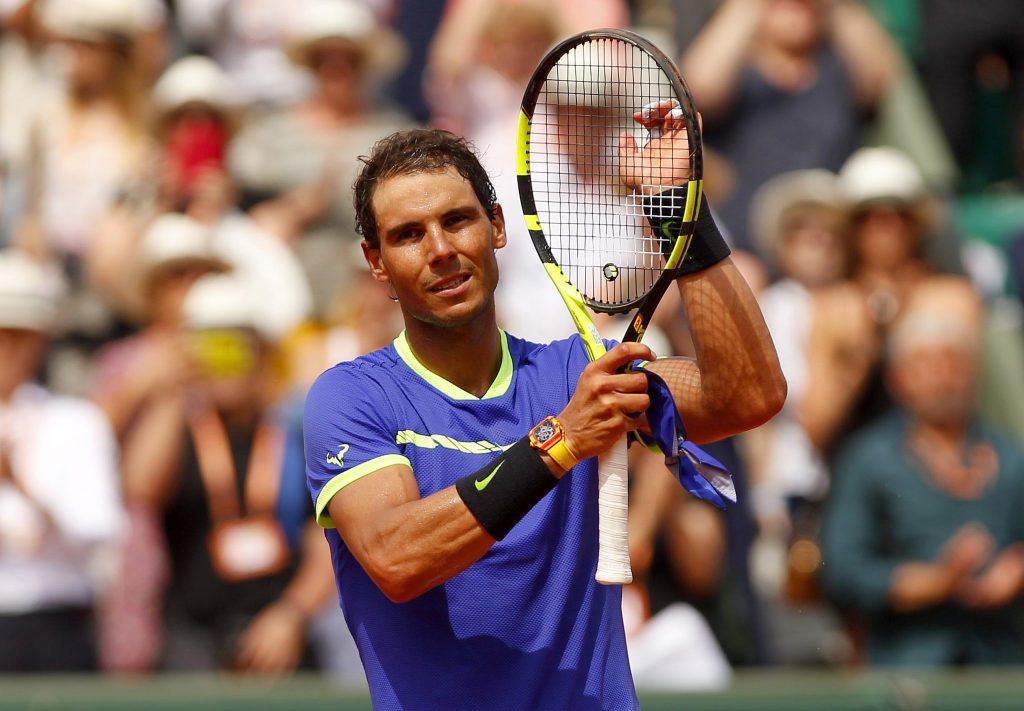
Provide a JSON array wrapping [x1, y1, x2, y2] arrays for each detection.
[[596, 437, 632, 585]]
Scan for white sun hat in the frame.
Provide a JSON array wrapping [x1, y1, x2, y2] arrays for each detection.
[[40, 0, 146, 42], [134, 213, 231, 292], [0, 249, 67, 332], [284, 0, 408, 81], [182, 272, 272, 339], [152, 55, 237, 119], [838, 146, 939, 228]]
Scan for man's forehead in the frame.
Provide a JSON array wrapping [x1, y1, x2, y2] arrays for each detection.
[[372, 167, 479, 222]]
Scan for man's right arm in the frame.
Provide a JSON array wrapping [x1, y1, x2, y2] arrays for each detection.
[[314, 342, 653, 603]]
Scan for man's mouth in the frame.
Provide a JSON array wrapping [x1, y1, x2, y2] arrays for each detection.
[[428, 274, 471, 293]]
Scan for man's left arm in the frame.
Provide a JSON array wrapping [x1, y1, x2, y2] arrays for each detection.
[[645, 243, 785, 444], [620, 108, 785, 444]]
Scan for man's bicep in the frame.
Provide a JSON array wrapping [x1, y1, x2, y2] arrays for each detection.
[[304, 368, 405, 524], [326, 462, 421, 555]]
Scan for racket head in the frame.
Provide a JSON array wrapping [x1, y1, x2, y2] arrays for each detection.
[[517, 29, 704, 323]]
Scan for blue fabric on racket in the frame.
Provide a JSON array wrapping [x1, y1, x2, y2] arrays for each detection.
[[629, 362, 736, 508]]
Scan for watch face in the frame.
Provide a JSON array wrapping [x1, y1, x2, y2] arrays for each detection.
[[533, 421, 556, 445]]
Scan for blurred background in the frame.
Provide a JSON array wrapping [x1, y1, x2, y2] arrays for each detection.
[[2, 0, 1024, 707]]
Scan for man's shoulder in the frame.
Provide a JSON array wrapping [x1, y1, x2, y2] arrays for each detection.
[[505, 331, 589, 363], [311, 344, 401, 387]]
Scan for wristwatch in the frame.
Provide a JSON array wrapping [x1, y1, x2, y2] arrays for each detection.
[[529, 416, 579, 472]]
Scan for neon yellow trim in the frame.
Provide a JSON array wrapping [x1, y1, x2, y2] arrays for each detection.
[[664, 179, 704, 269], [393, 330, 513, 400], [396, 429, 511, 454], [524, 214, 541, 231], [542, 263, 607, 360], [516, 111, 532, 176], [315, 454, 411, 528]]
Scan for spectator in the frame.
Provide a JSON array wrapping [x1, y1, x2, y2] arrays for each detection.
[[25, 0, 151, 264], [93, 213, 230, 438], [821, 279, 1024, 666], [89, 53, 240, 320], [681, 0, 898, 254], [229, 0, 413, 318], [807, 146, 964, 457], [173, 0, 314, 107], [90, 55, 312, 345], [118, 274, 334, 672], [11, 0, 156, 394], [0, 0, 56, 239], [0, 248, 124, 672], [740, 169, 856, 663], [745, 169, 849, 538], [92, 213, 230, 672]]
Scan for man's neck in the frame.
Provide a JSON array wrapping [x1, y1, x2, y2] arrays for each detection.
[[911, 418, 969, 449], [404, 314, 503, 398]]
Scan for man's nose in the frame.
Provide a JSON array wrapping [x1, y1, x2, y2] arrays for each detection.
[[424, 224, 458, 263]]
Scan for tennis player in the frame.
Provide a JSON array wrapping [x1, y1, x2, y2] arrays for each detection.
[[304, 127, 784, 709]]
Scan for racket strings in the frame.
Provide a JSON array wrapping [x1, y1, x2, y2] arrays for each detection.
[[527, 37, 694, 310]]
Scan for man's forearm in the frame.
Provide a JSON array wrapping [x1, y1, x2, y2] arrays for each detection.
[[646, 258, 784, 443]]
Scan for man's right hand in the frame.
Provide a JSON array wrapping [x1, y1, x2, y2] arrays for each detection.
[[557, 342, 655, 462]]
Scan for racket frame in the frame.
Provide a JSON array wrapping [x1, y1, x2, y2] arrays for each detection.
[[516, 28, 704, 584]]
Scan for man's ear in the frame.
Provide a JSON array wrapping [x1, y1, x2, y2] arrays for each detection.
[[491, 203, 507, 250], [362, 240, 389, 283]]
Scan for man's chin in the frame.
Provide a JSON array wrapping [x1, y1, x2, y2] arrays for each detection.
[[911, 398, 974, 428], [411, 299, 491, 330]]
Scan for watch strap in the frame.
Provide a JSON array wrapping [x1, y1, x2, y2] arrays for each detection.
[[530, 416, 579, 472]]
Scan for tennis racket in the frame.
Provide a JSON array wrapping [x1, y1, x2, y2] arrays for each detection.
[[517, 29, 703, 585]]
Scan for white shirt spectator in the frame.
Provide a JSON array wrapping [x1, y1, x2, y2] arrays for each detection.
[[0, 382, 124, 614]]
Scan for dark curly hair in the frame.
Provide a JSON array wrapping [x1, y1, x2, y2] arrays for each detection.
[[353, 129, 498, 247]]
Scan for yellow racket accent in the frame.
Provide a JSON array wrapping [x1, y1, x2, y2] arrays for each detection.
[[516, 110, 532, 177]]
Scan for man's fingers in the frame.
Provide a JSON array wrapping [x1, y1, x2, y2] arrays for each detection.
[[593, 342, 656, 373], [618, 131, 639, 160], [604, 371, 650, 394], [617, 393, 651, 417], [636, 99, 680, 126]]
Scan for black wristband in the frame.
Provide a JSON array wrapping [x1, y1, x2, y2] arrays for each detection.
[[455, 436, 559, 541], [674, 197, 731, 276], [641, 186, 695, 259]]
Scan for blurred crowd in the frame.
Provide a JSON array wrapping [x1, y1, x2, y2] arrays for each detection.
[[1, 0, 1024, 689]]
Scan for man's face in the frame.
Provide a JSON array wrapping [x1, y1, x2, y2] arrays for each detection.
[[364, 167, 506, 330], [777, 207, 847, 288], [0, 328, 45, 399], [889, 341, 977, 427]]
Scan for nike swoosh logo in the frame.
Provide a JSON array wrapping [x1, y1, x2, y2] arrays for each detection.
[[475, 460, 505, 491]]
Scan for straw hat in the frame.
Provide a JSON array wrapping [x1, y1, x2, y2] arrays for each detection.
[[838, 146, 938, 228], [748, 169, 847, 264], [284, 0, 408, 81], [152, 55, 237, 121], [0, 249, 66, 332], [40, 0, 145, 43], [134, 213, 231, 296]]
